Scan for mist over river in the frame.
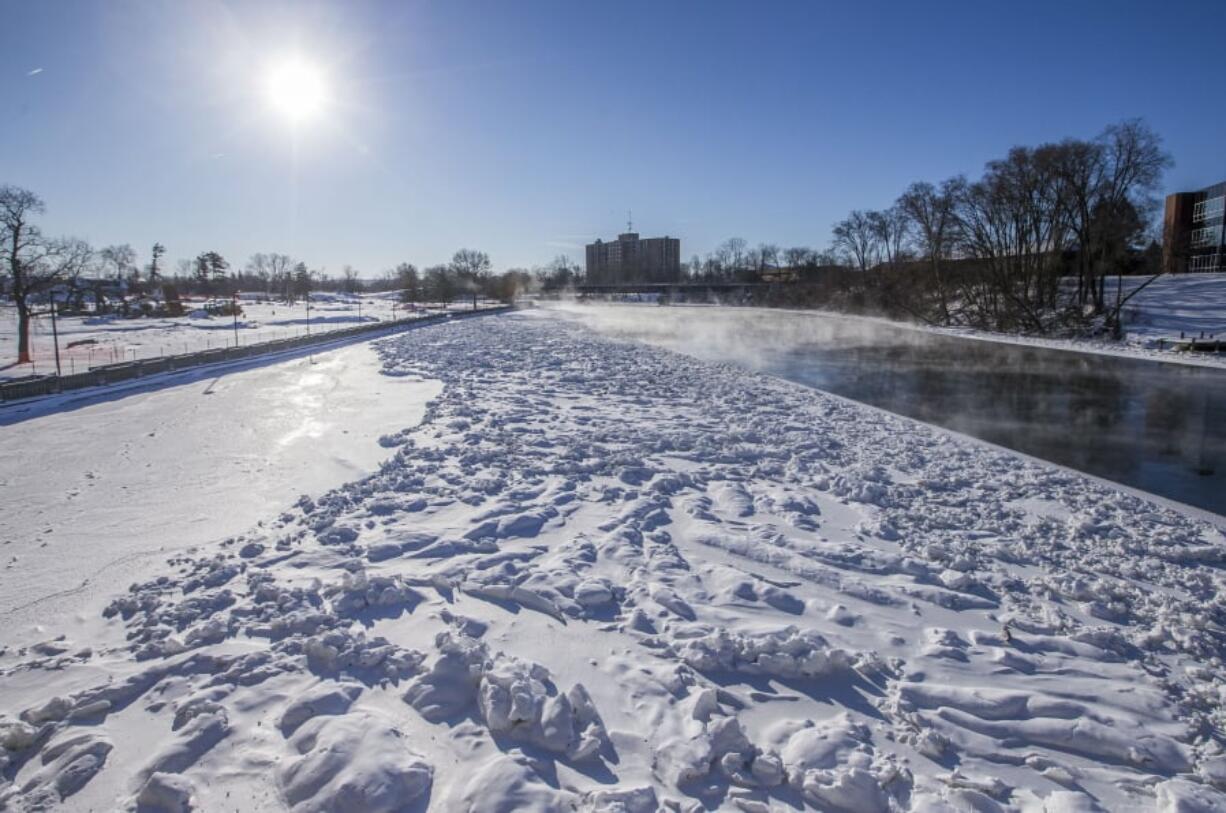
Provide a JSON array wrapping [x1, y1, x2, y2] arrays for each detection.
[[552, 304, 1226, 517]]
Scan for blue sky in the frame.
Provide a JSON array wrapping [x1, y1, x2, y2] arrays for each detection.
[[2, 0, 1224, 276]]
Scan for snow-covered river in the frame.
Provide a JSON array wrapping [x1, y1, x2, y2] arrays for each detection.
[[559, 305, 1226, 517]]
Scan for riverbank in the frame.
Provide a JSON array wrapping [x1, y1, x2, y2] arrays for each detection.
[[2, 311, 1223, 811], [932, 273, 1226, 369]]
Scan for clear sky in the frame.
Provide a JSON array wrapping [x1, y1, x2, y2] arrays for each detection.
[[2, 0, 1224, 276]]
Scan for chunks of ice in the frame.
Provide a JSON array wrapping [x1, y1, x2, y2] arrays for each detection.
[[674, 625, 852, 678], [135, 772, 196, 813], [279, 682, 363, 735], [402, 632, 607, 760], [572, 578, 615, 609], [279, 712, 432, 813]]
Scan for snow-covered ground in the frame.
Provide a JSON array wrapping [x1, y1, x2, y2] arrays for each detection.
[[0, 340, 440, 625], [0, 292, 474, 381], [938, 273, 1226, 369], [2, 310, 1226, 812]]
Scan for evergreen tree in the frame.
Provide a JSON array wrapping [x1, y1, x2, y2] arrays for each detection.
[[149, 242, 165, 281]]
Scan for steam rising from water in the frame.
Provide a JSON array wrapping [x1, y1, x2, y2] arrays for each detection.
[[543, 301, 930, 372], [538, 301, 1226, 517]]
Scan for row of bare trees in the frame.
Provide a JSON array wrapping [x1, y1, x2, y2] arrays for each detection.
[[389, 249, 493, 306], [381, 252, 580, 304], [828, 119, 1172, 334], [683, 239, 839, 283]]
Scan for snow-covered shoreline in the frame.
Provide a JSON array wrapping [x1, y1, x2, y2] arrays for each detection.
[[918, 272, 1226, 370], [926, 325, 1226, 370], [2, 311, 1225, 811], [773, 306, 1226, 371]]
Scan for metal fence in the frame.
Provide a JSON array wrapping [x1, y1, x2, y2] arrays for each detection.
[[0, 306, 510, 403]]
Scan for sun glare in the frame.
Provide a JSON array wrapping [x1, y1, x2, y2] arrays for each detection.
[[264, 57, 328, 123]]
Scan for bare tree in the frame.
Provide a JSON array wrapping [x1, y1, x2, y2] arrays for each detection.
[[868, 207, 910, 267], [341, 265, 362, 294], [710, 246, 731, 280], [753, 243, 780, 277], [897, 177, 964, 322], [1, 186, 93, 364], [246, 253, 273, 295], [1091, 121, 1171, 316], [267, 253, 294, 301], [423, 265, 457, 306], [783, 246, 815, 270], [450, 249, 492, 305], [1047, 121, 1171, 317], [99, 243, 137, 282], [723, 237, 747, 278], [534, 255, 579, 292], [831, 211, 876, 272], [394, 263, 420, 303], [953, 145, 1070, 331]]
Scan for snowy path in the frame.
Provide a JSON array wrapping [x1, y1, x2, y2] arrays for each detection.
[[0, 342, 441, 623], [1, 312, 1225, 812]]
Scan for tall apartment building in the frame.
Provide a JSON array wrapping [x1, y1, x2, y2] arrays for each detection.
[[1163, 181, 1225, 273], [585, 230, 681, 284]]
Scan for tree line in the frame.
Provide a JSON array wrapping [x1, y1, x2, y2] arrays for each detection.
[[679, 120, 1172, 336], [386, 253, 581, 305], [0, 182, 583, 364], [676, 120, 1172, 335], [828, 119, 1172, 335]]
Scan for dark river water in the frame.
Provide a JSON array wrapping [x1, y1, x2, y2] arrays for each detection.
[[564, 305, 1226, 517]]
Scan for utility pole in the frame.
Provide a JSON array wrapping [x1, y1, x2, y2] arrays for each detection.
[[49, 297, 62, 377], [232, 291, 239, 348]]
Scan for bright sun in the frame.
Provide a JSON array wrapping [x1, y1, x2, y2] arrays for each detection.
[[264, 57, 328, 123]]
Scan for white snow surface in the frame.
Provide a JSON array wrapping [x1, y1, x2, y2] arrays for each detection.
[[2, 310, 1226, 812], [0, 342, 441, 622]]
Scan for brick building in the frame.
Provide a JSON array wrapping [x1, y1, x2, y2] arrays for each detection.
[[1163, 181, 1225, 273], [585, 230, 681, 284]]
